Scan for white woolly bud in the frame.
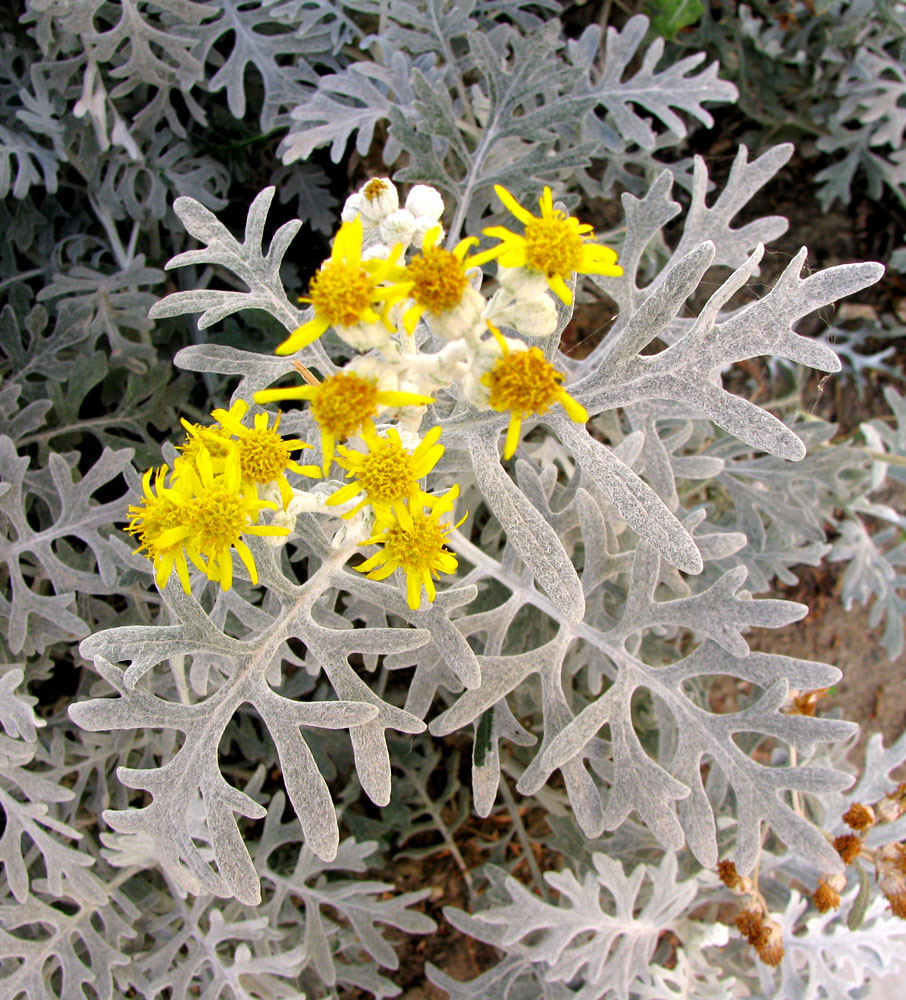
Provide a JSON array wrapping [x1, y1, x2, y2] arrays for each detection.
[[358, 177, 399, 222], [497, 264, 549, 298], [426, 285, 485, 341], [361, 242, 392, 261], [405, 184, 444, 220], [379, 209, 417, 247], [265, 507, 296, 546], [412, 216, 445, 250], [341, 193, 364, 223], [496, 293, 558, 338], [335, 320, 392, 352]]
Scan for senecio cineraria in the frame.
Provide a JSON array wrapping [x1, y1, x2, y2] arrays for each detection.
[[128, 178, 621, 611], [117, 168, 905, 994]]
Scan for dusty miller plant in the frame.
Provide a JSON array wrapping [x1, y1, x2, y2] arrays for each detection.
[[2, 3, 906, 999]]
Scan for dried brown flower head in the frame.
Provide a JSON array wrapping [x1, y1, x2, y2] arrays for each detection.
[[735, 908, 763, 944], [753, 919, 785, 967], [842, 802, 875, 832], [833, 833, 864, 864], [812, 879, 842, 913]]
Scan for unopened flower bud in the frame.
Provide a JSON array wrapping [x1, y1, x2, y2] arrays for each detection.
[[379, 209, 417, 247], [341, 192, 364, 223], [497, 264, 549, 299], [405, 184, 444, 220], [412, 216, 445, 250], [497, 293, 558, 338], [359, 177, 399, 222], [335, 320, 392, 353]]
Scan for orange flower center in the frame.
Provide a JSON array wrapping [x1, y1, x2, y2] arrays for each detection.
[[309, 260, 373, 327], [407, 245, 468, 313], [523, 213, 584, 278], [484, 347, 565, 415], [311, 373, 380, 440], [382, 513, 451, 573]]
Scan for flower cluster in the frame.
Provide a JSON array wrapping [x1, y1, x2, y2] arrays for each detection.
[[130, 178, 621, 610], [127, 402, 309, 592], [812, 786, 906, 920]]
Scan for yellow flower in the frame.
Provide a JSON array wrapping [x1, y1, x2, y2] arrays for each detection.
[[470, 185, 622, 305], [177, 422, 234, 472], [356, 485, 464, 610], [127, 447, 289, 593], [480, 322, 588, 460], [398, 226, 481, 335], [127, 465, 194, 593], [255, 370, 435, 474], [326, 425, 444, 527], [276, 216, 408, 355], [208, 399, 312, 509]]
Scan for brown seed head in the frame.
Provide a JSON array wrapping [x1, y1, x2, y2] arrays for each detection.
[[812, 880, 842, 913], [833, 833, 864, 864], [735, 908, 764, 944], [789, 688, 829, 716], [753, 920, 785, 967], [718, 860, 741, 889], [842, 802, 876, 832], [885, 889, 906, 920]]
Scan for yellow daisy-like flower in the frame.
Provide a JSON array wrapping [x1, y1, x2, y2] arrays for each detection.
[[398, 226, 480, 334], [276, 216, 408, 356], [356, 485, 465, 610], [481, 322, 588, 460], [177, 422, 234, 471], [127, 464, 194, 593], [470, 185, 622, 305], [255, 370, 435, 474], [208, 399, 313, 509], [326, 424, 444, 527], [127, 447, 289, 593]]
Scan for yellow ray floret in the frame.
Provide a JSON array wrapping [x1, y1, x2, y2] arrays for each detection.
[[127, 447, 289, 593], [127, 465, 195, 593], [356, 485, 465, 610], [469, 185, 622, 305], [208, 399, 311, 509], [397, 226, 480, 334], [481, 322, 588, 460], [326, 424, 444, 527], [276, 216, 408, 355], [255, 370, 435, 474]]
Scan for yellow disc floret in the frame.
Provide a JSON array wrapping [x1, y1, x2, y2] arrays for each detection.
[[127, 466, 194, 593], [356, 485, 464, 610], [399, 227, 481, 335], [309, 261, 374, 328], [327, 425, 444, 525], [210, 399, 312, 508], [469, 185, 623, 305], [276, 217, 407, 355], [255, 369, 436, 474], [126, 447, 289, 594], [481, 322, 588, 460]]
